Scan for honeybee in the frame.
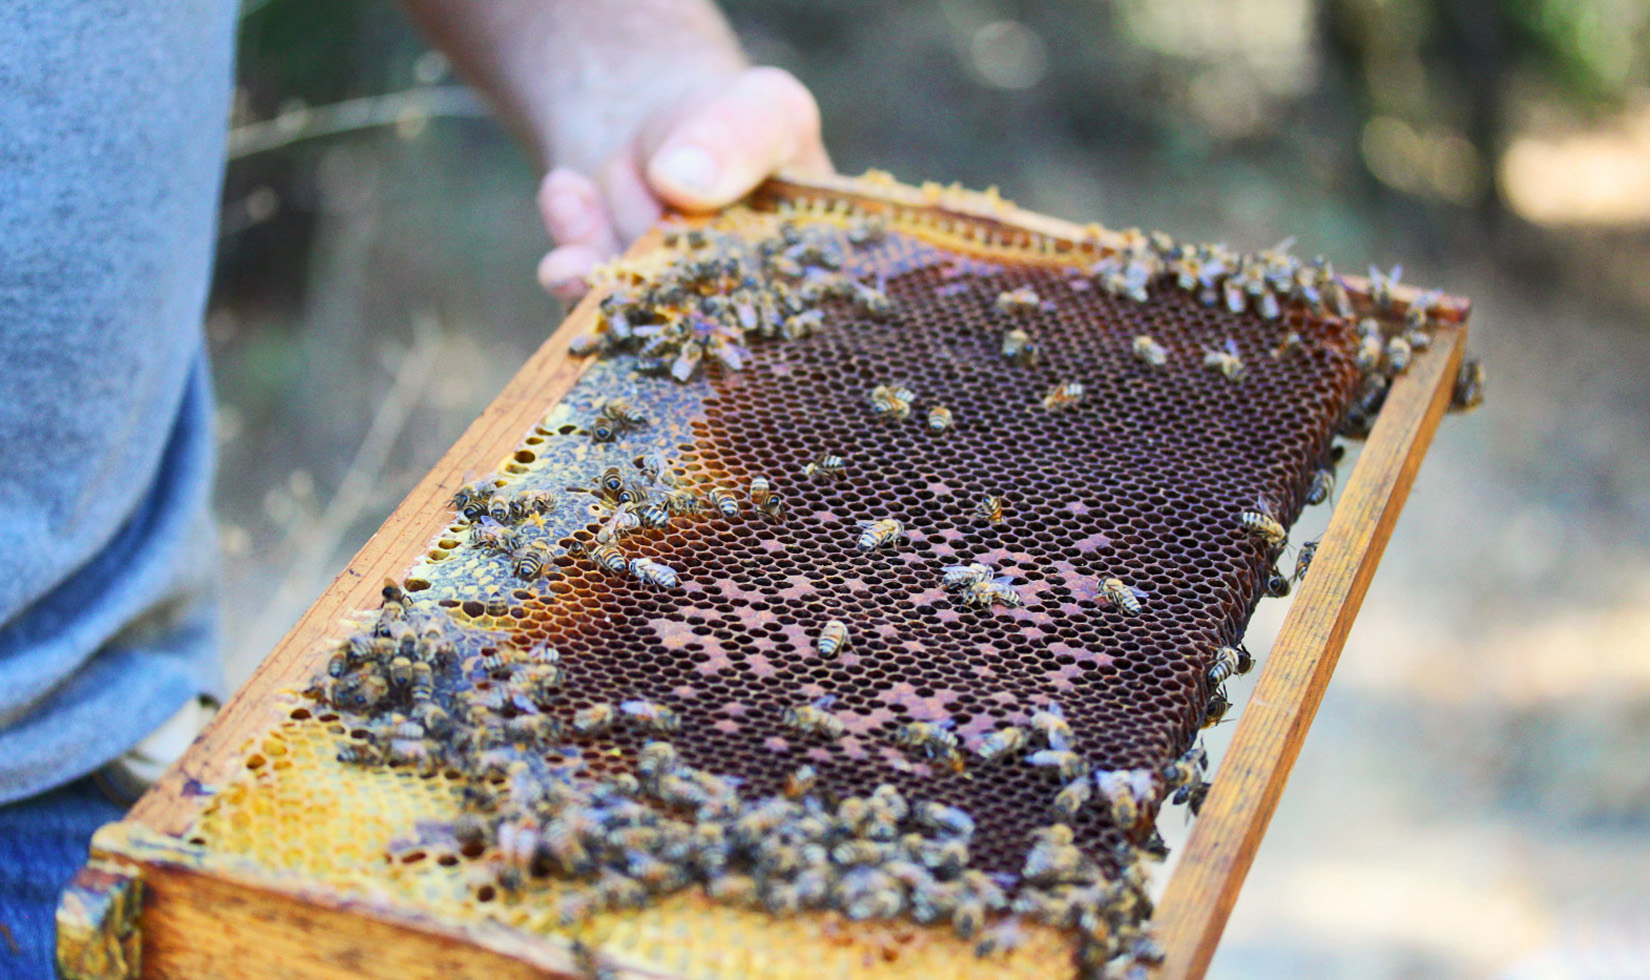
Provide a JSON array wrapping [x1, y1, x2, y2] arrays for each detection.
[[331, 672, 390, 712], [628, 557, 681, 589], [1272, 329, 1305, 359], [512, 488, 554, 519], [1094, 768, 1156, 826], [1385, 335, 1412, 374], [336, 743, 383, 765], [1177, 780, 1211, 815], [832, 839, 887, 868], [573, 702, 617, 736], [705, 487, 740, 518], [1132, 334, 1168, 368], [1030, 703, 1073, 750], [1305, 467, 1334, 505], [661, 487, 701, 517], [975, 726, 1029, 763], [571, 941, 617, 980], [1203, 339, 1245, 380], [486, 495, 514, 524], [817, 619, 850, 657], [638, 501, 672, 529], [869, 384, 915, 421], [1203, 686, 1231, 728], [588, 543, 629, 576], [915, 801, 975, 839], [782, 696, 845, 739], [620, 698, 680, 733], [1053, 778, 1093, 820], [996, 286, 1044, 314], [781, 308, 825, 340], [1451, 355, 1485, 412], [1162, 742, 1208, 791], [1021, 827, 1088, 884], [1354, 332, 1383, 373], [971, 494, 1005, 524], [635, 740, 678, 782], [784, 764, 819, 799], [633, 451, 677, 486], [588, 415, 621, 443], [1239, 494, 1287, 549], [1368, 263, 1403, 311], [511, 540, 550, 580], [1263, 567, 1292, 597], [749, 474, 775, 510], [951, 897, 989, 941], [962, 576, 1024, 608], [1001, 328, 1039, 366], [470, 518, 517, 554], [600, 399, 649, 430], [1041, 381, 1085, 411], [895, 720, 959, 761], [856, 518, 905, 552], [802, 452, 846, 479], [451, 479, 494, 519], [1294, 539, 1318, 581], [850, 282, 893, 319], [1098, 577, 1148, 616], [1026, 749, 1087, 780], [1207, 646, 1253, 685], [942, 561, 994, 590], [847, 214, 888, 245], [926, 405, 954, 433]]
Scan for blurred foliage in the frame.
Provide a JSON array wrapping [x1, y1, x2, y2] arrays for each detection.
[[221, 0, 1650, 311]]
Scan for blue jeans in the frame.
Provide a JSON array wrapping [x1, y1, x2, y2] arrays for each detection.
[[0, 780, 126, 980]]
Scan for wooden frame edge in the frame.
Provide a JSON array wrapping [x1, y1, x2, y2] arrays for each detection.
[[1153, 324, 1467, 978], [90, 170, 1472, 979]]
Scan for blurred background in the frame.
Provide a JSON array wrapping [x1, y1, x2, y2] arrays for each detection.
[[216, 1, 1650, 977]]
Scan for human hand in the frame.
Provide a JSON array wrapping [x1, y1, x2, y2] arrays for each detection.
[[534, 66, 832, 298]]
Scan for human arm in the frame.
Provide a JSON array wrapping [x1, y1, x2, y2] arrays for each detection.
[[400, 0, 832, 293]]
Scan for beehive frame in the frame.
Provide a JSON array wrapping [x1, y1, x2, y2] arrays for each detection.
[[58, 172, 1465, 980]]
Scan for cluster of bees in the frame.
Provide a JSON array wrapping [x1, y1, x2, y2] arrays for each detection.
[[993, 228, 1484, 438], [568, 217, 891, 382], [301, 203, 1487, 980], [321, 563, 1217, 977]]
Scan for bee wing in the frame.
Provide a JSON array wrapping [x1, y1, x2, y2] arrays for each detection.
[[1129, 586, 1151, 600], [1043, 700, 1065, 719], [990, 574, 1018, 588], [1224, 337, 1240, 357], [619, 699, 648, 716], [812, 695, 838, 709], [941, 563, 973, 577]]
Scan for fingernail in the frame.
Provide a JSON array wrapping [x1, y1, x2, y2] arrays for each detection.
[[654, 144, 721, 197]]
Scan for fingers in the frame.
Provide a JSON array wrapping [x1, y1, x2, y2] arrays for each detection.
[[534, 67, 833, 299], [644, 66, 832, 212], [536, 168, 619, 297]]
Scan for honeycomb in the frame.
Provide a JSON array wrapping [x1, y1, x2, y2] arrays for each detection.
[[182, 176, 1468, 980]]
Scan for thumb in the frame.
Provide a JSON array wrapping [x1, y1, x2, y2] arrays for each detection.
[[643, 67, 832, 213]]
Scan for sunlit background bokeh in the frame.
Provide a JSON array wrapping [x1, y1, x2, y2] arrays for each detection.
[[214, 2, 1650, 977]]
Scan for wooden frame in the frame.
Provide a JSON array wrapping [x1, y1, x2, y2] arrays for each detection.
[[59, 172, 1467, 980]]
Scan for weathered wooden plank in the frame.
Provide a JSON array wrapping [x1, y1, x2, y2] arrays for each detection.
[[1152, 324, 1467, 979]]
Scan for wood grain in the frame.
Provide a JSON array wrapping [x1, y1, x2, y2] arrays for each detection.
[[98, 173, 1470, 978], [138, 863, 581, 980], [1153, 324, 1467, 980]]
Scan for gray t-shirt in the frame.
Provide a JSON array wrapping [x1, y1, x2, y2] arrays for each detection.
[[0, 0, 234, 803]]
